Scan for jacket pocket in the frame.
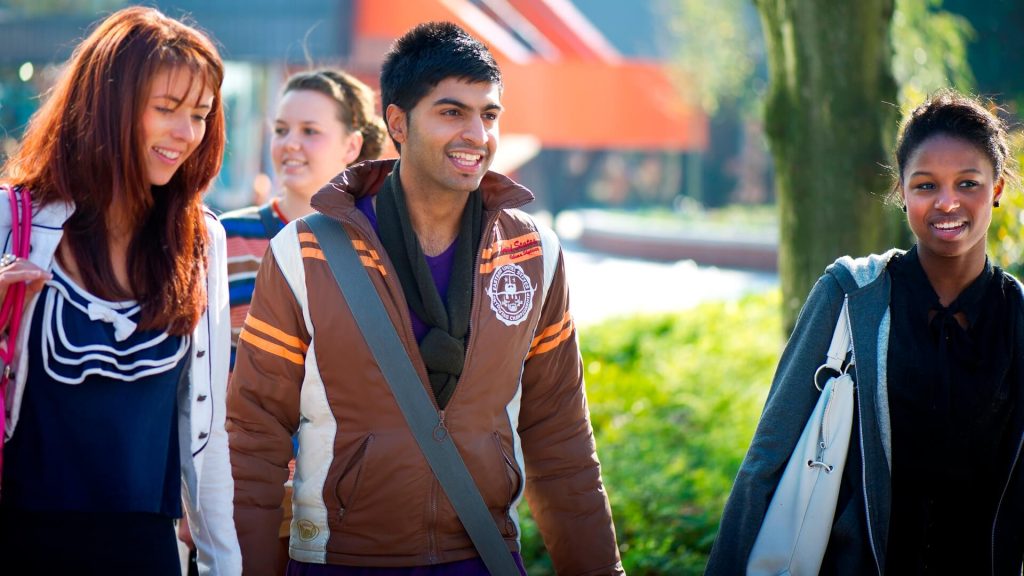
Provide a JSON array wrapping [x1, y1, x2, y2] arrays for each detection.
[[492, 432, 523, 537], [334, 433, 374, 523]]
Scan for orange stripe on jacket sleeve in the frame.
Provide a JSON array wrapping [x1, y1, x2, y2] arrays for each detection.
[[301, 247, 326, 260], [301, 230, 382, 262], [244, 315, 309, 353], [239, 328, 305, 366], [360, 256, 388, 276], [527, 316, 575, 359], [352, 239, 384, 261], [301, 246, 386, 276], [530, 311, 572, 349]]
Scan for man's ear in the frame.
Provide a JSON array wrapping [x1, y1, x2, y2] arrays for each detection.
[[386, 104, 408, 146]]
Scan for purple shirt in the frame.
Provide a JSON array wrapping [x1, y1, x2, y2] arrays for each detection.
[[356, 195, 456, 342]]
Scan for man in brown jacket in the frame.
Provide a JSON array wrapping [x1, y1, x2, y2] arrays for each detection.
[[227, 21, 623, 575]]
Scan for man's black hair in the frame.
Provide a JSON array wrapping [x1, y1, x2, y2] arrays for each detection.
[[380, 21, 502, 150]]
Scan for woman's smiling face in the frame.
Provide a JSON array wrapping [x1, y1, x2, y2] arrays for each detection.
[[139, 66, 213, 187], [901, 133, 1003, 266], [271, 89, 361, 201]]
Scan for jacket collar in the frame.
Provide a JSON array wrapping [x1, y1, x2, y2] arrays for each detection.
[[0, 195, 75, 231], [832, 248, 902, 290], [309, 159, 534, 222]]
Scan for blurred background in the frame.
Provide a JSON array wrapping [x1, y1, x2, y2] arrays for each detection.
[[1, 0, 1022, 573]]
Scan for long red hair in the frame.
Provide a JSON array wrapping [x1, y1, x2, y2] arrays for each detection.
[[3, 6, 225, 335]]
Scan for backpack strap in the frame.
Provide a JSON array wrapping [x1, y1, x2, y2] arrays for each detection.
[[258, 202, 285, 237]]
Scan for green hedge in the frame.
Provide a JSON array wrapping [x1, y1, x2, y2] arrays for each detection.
[[987, 135, 1024, 278], [519, 291, 784, 574]]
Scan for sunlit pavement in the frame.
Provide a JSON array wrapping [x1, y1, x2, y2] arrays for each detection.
[[561, 241, 779, 327]]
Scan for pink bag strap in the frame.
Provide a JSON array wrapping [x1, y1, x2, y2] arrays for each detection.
[[0, 185, 33, 369], [0, 185, 30, 493]]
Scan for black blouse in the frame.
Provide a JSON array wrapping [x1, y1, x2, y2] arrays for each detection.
[[885, 246, 1019, 574]]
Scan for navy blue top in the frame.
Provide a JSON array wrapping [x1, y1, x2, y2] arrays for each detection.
[[2, 264, 188, 517]]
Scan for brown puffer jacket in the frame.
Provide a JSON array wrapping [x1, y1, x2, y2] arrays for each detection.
[[227, 160, 623, 575]]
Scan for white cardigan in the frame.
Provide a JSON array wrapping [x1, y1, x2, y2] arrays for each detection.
[[1, 196, 241, 574]]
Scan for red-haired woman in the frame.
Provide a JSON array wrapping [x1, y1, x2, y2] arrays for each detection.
[[0, 7, 240, 574]]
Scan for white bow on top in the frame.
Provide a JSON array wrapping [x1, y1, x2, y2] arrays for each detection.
[[86, 301, 138, 342]]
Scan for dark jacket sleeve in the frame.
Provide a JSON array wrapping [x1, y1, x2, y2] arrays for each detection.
[[705, 273, 845, 575]]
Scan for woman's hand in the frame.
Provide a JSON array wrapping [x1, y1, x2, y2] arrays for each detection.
[[0, 256, 51, 302], [178, 513, 195, 549]]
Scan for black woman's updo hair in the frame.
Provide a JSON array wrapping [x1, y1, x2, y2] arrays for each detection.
[[892, 89, 1014, 199]]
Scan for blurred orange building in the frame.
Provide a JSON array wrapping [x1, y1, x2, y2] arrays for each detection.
[[0, 0, 707, 212], [350, 0, 706, 153], [344, 0, 708, 215]]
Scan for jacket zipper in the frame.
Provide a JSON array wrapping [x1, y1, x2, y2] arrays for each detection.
[[333, 207, 501, 556], [991, 429, 1024, 575], [495, 432, 521, 535], [335, 433, 375, 523], [428, 474, 439, 563], [858, 392, 882, 575], [334, 211, 449, 559], [423, 211, 496, 554], [847, 294, 882, 576]]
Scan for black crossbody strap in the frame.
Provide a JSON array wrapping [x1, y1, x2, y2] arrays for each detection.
[[303, 213, 519, 576]]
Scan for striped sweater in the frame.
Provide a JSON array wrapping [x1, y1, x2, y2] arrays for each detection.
[[221, 201, 287, 370]]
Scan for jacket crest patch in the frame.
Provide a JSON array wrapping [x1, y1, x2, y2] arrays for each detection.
[[486, 263, 535, 326], [297, 519, 320, 541]]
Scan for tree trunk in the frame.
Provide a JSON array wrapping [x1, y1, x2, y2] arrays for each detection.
[[754, 0, 904, 331]]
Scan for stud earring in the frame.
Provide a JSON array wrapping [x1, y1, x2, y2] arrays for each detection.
[[901, 204, 907, 213], [994, 200, 1001, 208]]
